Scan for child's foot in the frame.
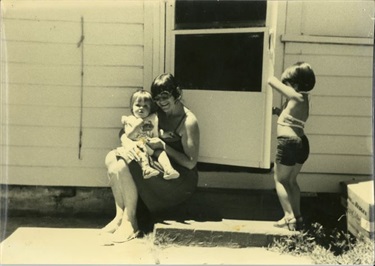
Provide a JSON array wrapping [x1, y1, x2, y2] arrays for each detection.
[[273, 217, 297, 231], [143, 166, 159, 179], [163, 168, 180, 180]]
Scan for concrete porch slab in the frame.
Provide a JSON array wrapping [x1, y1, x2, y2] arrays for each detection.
[[154, 219, 298, 248], [0, 222, 313, 265], [0, 227, 158, 264]]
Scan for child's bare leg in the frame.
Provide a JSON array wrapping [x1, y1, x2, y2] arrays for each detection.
[[137, 146, 159, 179], [290, 164, 303, 219], [157, 150, 179, 180], [274, 163, 296, 229]]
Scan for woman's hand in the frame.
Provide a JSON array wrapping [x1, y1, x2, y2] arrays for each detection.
[[146, 137, 166, 150], [116, 146, 141, 164]]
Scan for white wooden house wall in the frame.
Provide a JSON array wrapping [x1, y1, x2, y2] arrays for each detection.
[[1, 0, 373, 192], [1, 0, 160, 186], [278, 1, 373, 175]]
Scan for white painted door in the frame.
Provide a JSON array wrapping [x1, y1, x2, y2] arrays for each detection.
[[165, 0, 276, 168]]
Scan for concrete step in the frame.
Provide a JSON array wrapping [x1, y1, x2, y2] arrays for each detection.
[[153, 219, 298, 248]]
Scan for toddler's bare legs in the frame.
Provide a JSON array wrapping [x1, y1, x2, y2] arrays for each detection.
[[137, 147, 159, 179], [158, 151, 179, 180]]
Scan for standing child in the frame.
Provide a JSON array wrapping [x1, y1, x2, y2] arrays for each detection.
[[117, 89, 180, 180], [268, 62, 316, 231]]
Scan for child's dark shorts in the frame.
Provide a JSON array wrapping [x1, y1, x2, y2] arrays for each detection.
[[275, 135, 310, 166]]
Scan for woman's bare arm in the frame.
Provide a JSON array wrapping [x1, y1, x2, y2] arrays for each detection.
[[146, 113, 200, 169], [166, 114, 200, 169]]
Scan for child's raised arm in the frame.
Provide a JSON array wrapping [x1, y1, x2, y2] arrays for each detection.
[[121, 115, 143, 139], [268, 76, 304, 102]]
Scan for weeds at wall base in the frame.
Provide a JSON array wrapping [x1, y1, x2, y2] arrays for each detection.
[[268, 222, 375, 265]]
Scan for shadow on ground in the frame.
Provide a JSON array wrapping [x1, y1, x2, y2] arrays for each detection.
[[1, 188, 347, 241], [136, 188, 347, 235]]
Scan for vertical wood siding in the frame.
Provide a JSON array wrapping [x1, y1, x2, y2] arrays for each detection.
[[1, 1, 148, 186]]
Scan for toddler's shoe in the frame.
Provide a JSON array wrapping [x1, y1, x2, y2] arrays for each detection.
[[143, 166, 159, 179], [163, 168, 180, 180]]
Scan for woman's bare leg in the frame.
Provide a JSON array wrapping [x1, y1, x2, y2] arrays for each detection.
[[101, 151, 125, 233], [111, 162, 140, 242]]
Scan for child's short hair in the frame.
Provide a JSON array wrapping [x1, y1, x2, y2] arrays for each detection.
[[129, 89, 157, 115], [281, 62, 316, 92]]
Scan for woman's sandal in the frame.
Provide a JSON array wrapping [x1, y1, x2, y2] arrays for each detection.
[[99, 220, 120, 235], [112, 230, 141, 243], [273, 217, 297, 231], [98, 229, 141, 246]]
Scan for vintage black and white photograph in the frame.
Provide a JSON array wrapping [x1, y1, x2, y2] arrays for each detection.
[[0, 0, 374, 264]]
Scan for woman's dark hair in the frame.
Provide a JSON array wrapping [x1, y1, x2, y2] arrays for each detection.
[[129, 89, 157, 115], [150, 73, 181, 99], [281, 62, 316, 92]]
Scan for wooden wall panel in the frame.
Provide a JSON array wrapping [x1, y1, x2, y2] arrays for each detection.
[[313, 76, 371, 97], [6, 147, 109, 168], [303, 154, 372, 175], [5, 126, 121, 149], [85, 45, 143, 66], [2, 1, 144, 24], [283, 2, 373, 176], [82, 87, 135, 108], [83, 128, 122, 149], [6, 166, 108, 187], [300, 1, 374, 38], [306, 112, 371, 137], [3, 19, 80, 44], [285, 55, 372, 77], [7, 63, 81, 86], [309, 135, 372, 156], [285, 42, 373, 57], [5, 42, 79, 65], [84, 66, 143, 87], [311, 96, 371, 117], [7, 105, 80, 127], [7, 85, 80, 107], [85, 24, 144, 46], [1, 1, 148, 186], [82, 107, 130, 128], [6, 126, 78, 148]]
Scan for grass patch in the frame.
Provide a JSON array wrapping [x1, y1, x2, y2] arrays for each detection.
[[268, 222, 375, 264]]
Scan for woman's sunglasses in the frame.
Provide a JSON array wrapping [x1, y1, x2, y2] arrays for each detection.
[[153, 91, 172, 102]]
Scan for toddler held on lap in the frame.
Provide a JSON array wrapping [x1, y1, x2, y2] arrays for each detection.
[[117, 89, 179, 180]]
